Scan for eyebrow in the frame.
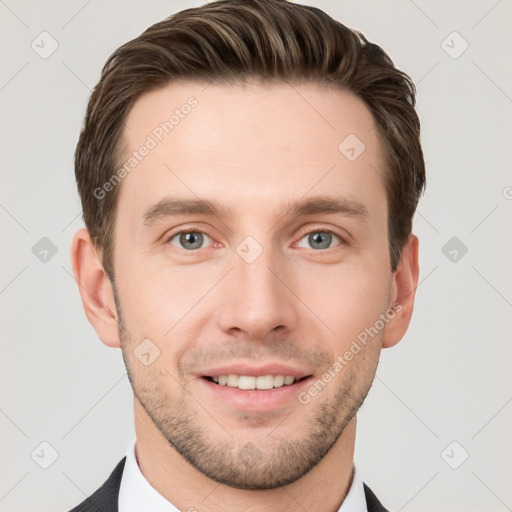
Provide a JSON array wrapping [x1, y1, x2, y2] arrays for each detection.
[[286, 195, 369, 220], [142, 197, 228, 226], [141, 195, 369, 227]]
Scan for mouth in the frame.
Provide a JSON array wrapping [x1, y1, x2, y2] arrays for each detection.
[[202, 374, 312, 390], [199, 372, 314, 411], [196, 362, 315, 411]]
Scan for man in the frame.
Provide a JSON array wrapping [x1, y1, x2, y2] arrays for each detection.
[[69, 0, 425, 510]]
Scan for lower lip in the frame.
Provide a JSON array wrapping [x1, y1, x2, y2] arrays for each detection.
[[200, 377, 313, 412]]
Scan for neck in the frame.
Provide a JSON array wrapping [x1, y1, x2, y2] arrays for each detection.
[[133, 398, 357, 512]]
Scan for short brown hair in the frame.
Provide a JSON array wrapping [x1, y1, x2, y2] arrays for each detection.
[[75, 0, 425, 279]]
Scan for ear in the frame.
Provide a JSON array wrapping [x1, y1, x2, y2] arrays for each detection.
[[381, 233, 419, 349], [70, 228, 121, 348]]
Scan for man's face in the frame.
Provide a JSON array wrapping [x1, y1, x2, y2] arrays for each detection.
[[112, 81, 394, 489]]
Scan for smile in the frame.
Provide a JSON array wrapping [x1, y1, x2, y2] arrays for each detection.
[[204, 374, 310, 390]]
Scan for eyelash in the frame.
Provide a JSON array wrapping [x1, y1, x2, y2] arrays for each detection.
[[165, 227, 346, 251]]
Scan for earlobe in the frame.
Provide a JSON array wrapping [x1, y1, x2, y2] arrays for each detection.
[[70, 228, 121, 348], [381, 234, 420, 349]]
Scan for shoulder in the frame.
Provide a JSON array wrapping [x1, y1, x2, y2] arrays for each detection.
[[67, 456, 127, 512], [363, 482, 391, 512]]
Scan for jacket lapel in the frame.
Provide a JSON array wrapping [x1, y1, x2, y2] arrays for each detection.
[[68, 456, 126, 512], [364, 482, 390, 512]]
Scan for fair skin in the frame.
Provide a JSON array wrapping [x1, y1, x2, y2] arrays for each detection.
[[71, 81, 419, 512]]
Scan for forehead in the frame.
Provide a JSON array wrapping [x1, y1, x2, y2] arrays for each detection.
[[116, 80, 387, 222], [122, 80, 380, 150]]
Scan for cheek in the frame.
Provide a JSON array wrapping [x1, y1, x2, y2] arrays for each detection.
[[118, 262, 218, 338], [296, 259, 390, 345]]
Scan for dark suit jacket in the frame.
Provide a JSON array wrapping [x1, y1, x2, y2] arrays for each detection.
[[68, 457, 389, 512]]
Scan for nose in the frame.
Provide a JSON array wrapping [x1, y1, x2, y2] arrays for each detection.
[[216, 246, 300, 340]]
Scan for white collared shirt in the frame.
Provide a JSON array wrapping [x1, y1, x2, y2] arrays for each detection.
[[118, 438, 368, 512]]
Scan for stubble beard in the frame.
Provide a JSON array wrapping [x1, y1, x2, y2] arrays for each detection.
[[113, 284, 377, 490]]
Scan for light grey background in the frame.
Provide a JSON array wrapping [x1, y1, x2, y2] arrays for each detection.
[[1, 1, 511, 511]]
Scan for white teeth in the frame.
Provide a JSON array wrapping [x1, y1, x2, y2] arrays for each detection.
[[211, 374, 297, 390], [284, 375, 295, 385], [238, 376, 256, 389], [227, 374, 238, 387], [256, 375, 274, 390], [273, 375, 285, 387]]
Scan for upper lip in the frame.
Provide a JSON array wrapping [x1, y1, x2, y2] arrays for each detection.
[[198, 363, 314, 380]]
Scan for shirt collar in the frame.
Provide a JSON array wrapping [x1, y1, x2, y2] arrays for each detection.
[[118, 438, 367, 512], [118, 438, 181, 512]]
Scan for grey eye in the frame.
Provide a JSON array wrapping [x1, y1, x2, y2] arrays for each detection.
[[297, 231, 341, 250], [170, 231, 210, 250]]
